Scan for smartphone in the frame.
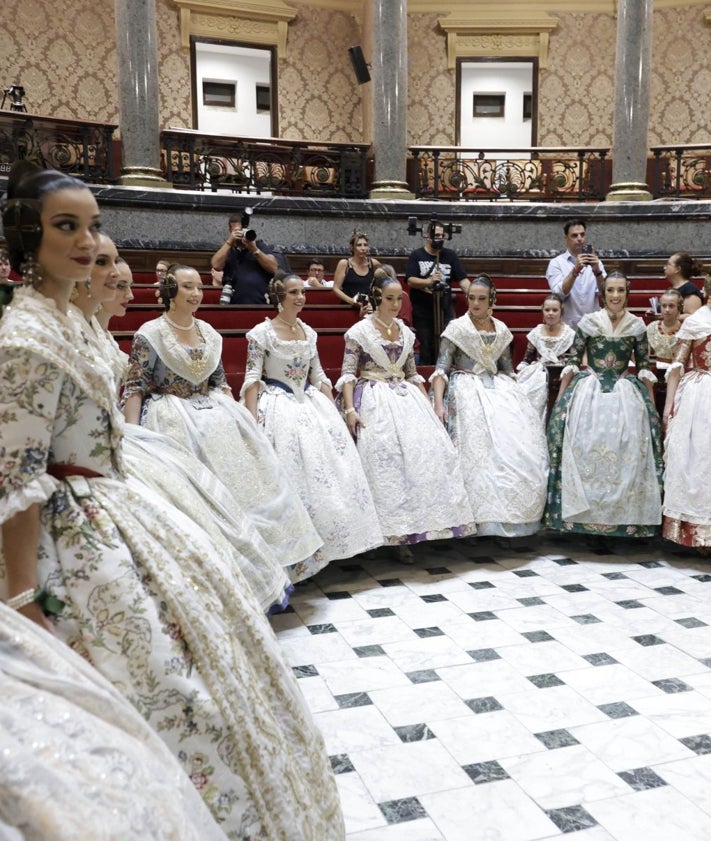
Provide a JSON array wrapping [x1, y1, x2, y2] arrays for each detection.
[[582, 244, 593, 255]]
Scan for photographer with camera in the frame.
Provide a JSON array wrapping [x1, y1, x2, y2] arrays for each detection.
[[546, 219, 606, 330], [406, 220, 469, 365], [211, 212, 278, 305]]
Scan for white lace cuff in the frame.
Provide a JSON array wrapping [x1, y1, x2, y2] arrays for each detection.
[[334, 373, 357, 393], [637, 368, 657, 385], [515, 361, 528, 372], [429, 369, 449, 384], [0, 474, 60, 527], [407, 374, 426, 385], [238, 375, 263, 400], [665, 361, 685, 380], [561, 363, 579, 378]]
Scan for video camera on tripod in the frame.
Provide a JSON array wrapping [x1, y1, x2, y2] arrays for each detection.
[[407, 215, 462, 292]]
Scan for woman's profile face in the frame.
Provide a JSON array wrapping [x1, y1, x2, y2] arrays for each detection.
[[103, 263, 134, 318], [37, 188, 101, 285], [88, 234, 120, 304], [664, 255, 679, 280], [173, 268, 203, 313]]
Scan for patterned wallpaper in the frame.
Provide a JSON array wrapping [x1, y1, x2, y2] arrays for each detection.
[[1, 1, 710, 149]]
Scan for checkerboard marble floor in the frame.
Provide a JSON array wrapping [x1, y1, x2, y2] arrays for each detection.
[[269, 533, 711, 841]]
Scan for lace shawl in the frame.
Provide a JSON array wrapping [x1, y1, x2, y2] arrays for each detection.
[[136, 316, 223, 386], [525, 323, 576, 364], [345, 316, 415, 376], [676, 306, 711, 341], [578, 309, 645, 339], [439, 315, 513, 375]]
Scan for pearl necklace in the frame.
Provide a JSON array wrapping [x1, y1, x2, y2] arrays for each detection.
[[276, 315, 299, 333], [373, 314, 396, 338], [164, 313, 195, 331]]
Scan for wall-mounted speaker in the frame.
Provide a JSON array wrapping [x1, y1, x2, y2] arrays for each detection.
[[348, 46, 371, 85]]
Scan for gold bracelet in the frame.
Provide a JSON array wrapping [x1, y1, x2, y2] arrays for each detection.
[[6, 588, 38, 611], [344, 407, 356, 415]]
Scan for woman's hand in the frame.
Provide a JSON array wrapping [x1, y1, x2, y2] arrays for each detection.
[[434, 403, 446, 424], [18, 602, 56, 635], [346, 410, 364, 436]]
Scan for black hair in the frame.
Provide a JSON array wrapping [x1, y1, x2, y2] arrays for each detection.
[[157, 263, 191, 311], [368, 269, 401, 310], [670, 252, 704, 280], [563, 218, 587, 235], [542, 292, 565, 311], [2, 161, 88, 272], [267, 269, 302, 309]]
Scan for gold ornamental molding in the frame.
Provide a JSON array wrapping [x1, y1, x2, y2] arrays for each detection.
[[438, 11, 560, 70], [172, 0, 297, 55]]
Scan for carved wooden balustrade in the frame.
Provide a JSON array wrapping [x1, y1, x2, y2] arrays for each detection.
[[0, 112, 117, 182], [409, 146, 611, 202], [650, 143, 711, 199], [161, 128, 370, 198]]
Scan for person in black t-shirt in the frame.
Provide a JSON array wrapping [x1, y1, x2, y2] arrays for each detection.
[[405, 222, 469, 364], [210, 215, 279, 305]]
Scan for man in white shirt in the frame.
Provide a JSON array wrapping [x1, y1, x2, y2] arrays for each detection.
[[546, 219, 606, 329]]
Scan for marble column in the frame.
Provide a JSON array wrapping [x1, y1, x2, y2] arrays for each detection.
[[114, 0, 169, 186], [606, 0, 653, 201], [369, 0, 414, 199]]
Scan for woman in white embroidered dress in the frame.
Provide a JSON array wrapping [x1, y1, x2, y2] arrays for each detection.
[[123, 264, 326, 582], [662, 280, 711, 553], [545, 272, 663, 538], [516, 293, 575, 423], [432, 275, 548, 537], [337, 270, 476, 561], [242, 273, 383, 561], [72, 242, 291, 613], [0, 603, 227, 841], [0, 164, 344, 840]]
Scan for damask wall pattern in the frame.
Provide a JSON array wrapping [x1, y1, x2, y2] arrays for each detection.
[[278, 4, 363, 143], [407, 14, 456, 147], [156, 0, 192, 130]]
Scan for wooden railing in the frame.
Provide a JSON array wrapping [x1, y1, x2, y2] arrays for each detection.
[[160, 128, 370, 198], [650, 143, 711, 199], [409, 146, 611, 201], [0, 112, 117, 182]]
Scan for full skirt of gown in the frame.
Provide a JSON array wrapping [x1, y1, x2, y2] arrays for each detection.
[[443, 372, 548, 537], [0, 603, 228, 841], [663, 369, 711, 547], [257, 383, 383, 561], [141, 391, 325, 582], [351, 378, 477, 543], [546, 372, 662, 536]]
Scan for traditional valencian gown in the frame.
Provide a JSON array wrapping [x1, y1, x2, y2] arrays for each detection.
[[432, 315, 548, 537], [124, 315, 326, 582], [0, 603, 227, 841], [516, 323, 576, 422], [0, 287, 345, 841], [545, 309, 663, 537], [662, 306, 711, 548], [73, 310, 291, 613], [337, 315, 476, 545], [242, 319, 383, 561]]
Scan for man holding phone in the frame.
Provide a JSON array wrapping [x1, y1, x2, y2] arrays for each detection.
[[546, 218, 606, 329]]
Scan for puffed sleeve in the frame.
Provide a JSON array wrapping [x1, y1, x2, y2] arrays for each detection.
[[665, 337, 692, 379], [0, 348, 62, 524], [335, 334, 360, 392], [560, 328, 587, 378], [123, 333, 154, 401], [430, 336, 457, 383], [240, 334, 266, 397]]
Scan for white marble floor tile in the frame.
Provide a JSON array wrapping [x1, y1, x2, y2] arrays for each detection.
[[562, 663, 663, 705], [291, 596, 374, 624], [314, 705, 402, 754], [632, 690, 711, 739], [444, 588, 523, 614], [611, 643, 707, 682], [493, 603, 576, 632], [277, 630, 358, 667], [497, 639, 590, 675], [436, 658, 538, 699], [381, 635, 472, 672], [429, 711, 545, 765], [346, 819, 445, 841], [368, 680, 473, 727], [570, 715, 693, 772], [421, 780, 558, 841], [393, 599, 468, 629], [547, 621, 642, 656], [586, 784, 711, 841], [350, 742, 472, 802], [639, 594, 709, 620], [436, 616, 525, 651], [653, 754, 711, 818], [336, 771, 385, 835], [335, 616, 419, 647], [654, 624, 711, 658], [317, 656, 412, 695], [502, 744, 630, 810], [350, 587, 424, 610], [498, 685, 609, 732], [293, 674, 338, 713]]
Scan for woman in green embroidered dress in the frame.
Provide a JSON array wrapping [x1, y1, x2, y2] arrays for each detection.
[[545, 272, 663, 537]]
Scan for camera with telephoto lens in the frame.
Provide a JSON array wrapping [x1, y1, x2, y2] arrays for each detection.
[[219, 282, 233, 305], [236, 207, 257, 245]]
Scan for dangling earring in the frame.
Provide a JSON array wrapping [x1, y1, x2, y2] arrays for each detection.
[[487, 306, 493, 317], [20, 254, 44, 288], [277, 301, 284, 313], [169, 298, 176, 310], [69, 284, 79, 303], [85, 278, 92, 300]]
